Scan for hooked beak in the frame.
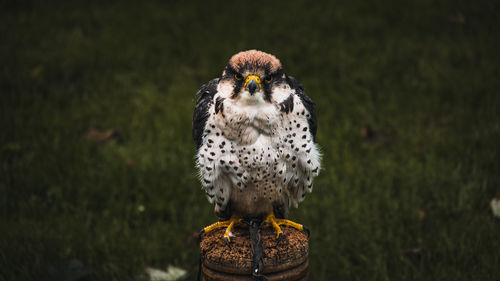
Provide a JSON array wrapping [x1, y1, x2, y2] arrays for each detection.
[[244, 75, 261, 95]]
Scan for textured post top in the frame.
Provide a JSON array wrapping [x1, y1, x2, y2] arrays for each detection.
[[200, 226, 309, 280]]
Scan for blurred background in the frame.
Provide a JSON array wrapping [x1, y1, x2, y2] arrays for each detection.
[[1, 0, 499, 280]]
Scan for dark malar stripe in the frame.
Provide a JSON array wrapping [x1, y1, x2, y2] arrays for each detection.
[[278, 95, 294, 113], [230, 82, 243, 99]]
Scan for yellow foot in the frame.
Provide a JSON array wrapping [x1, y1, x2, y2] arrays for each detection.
[[199, 215, 243, 247], [263, 213, 310, 239]]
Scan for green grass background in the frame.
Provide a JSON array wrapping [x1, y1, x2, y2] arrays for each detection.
[[1, 0, 499, 280]]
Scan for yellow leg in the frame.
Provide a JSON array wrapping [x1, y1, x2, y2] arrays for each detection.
[[200, 215, 243, 246], [263, 213, 309, 239]]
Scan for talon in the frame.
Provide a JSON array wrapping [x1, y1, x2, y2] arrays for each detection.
[[200, 215, 242, 245], [223, 228, 233, 246], [224, 236, 232, 249], [264, 212, 309, 239]]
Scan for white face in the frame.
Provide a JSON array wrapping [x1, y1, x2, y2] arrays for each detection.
[[218, 67, 289, 106]]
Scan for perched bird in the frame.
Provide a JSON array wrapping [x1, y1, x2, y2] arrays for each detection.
[[193, 50, 321, 243]]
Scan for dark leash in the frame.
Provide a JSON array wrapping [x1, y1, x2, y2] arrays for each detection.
[[247, 219, 269, 281]]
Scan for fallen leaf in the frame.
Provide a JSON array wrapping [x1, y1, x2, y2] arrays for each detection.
[[145, 265, 187, 281], [3, 143, 21, 151], [31, 64, 44, 78], [490, 198, 500, 218], [85, 129, 120, 144]]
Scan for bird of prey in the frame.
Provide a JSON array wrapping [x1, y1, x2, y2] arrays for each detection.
[[193, 50, 321, 243]]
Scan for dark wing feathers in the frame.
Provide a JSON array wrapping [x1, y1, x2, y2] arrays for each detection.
[[192, 78, 219, 149], [287, 76, 317, 140]]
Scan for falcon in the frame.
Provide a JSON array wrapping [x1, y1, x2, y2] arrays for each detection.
[[193, 50, 321, 243]]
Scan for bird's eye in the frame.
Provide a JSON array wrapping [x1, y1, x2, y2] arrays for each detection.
[[265, 76, 273, 83], [234, 73, 243, 80]]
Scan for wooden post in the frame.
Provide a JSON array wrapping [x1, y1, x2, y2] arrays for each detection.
[[200, 225, 309, 280]]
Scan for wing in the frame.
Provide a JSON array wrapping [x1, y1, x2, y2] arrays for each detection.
[[282, 75, 321, 208], [286, 75, 317, 141], [192, 78, 219, 150]]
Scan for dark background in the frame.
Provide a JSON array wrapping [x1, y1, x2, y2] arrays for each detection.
[[1, 0, 499, 280]]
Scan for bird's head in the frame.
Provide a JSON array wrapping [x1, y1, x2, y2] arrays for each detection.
[[219, 50, 288, 105]]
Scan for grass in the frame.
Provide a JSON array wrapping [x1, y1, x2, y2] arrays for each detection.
[[1, 0, 499, 280]]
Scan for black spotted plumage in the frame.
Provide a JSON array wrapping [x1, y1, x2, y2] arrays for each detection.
[[278, 95, 294, 114], [287, 75, 317, 141], [193, 50, 321, 221]]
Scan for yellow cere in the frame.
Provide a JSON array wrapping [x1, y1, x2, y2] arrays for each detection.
[[244, 75, 262, 89]]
